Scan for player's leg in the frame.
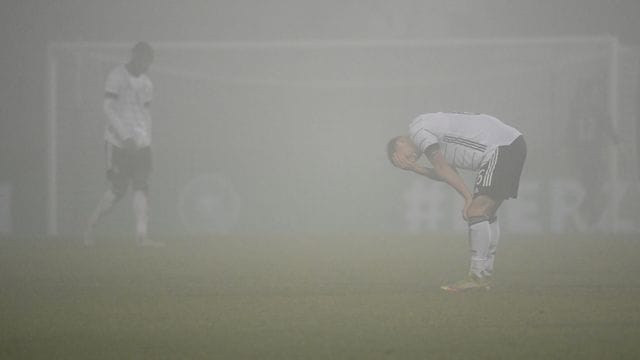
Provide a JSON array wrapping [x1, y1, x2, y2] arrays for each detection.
[[131, 146, 162, 247], [441, 149, 505, 292], [466, 195, 501, 279], [441, 195, 498, 291], [484, 136, 526, 276], [132, 189, 149, 242], [469, 196, 503, 279], [84, 190, 118, 246], [84, 144, 127, 246], [441, 195, 501, 292], [467, 136, 526, 281], [486, 215, 500, 277]]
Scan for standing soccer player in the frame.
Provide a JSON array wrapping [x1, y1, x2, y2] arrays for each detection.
[[387, 112, 526, 291], [84, 42, 162, 247]]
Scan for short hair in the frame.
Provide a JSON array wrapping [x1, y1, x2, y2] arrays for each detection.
[[386, 136, 404, 163], [131, 41, 154, 58]]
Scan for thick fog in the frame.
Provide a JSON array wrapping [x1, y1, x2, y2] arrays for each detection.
[[1, 0, 639, 238], [3, 5, 640, 358]]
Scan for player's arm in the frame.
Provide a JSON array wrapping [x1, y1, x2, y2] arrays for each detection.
[[103, 92, 134, 148], [410, 164, 444, 182], [391, 144, 444, 181], [391, 146, 442, 181], [425, 144, 473, 205]]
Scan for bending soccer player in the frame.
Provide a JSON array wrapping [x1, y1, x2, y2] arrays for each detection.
[[84, 42, 162, 247], [387, 112, 526, 291]]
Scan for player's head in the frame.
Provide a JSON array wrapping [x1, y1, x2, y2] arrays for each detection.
[[387, 135, 419, 166], [128, 41, 154, 75]]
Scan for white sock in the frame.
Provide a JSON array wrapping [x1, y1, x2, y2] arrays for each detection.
[[468, 219, 491, 279], [133, 190, 149, 240], [486, 217, 500, 277]]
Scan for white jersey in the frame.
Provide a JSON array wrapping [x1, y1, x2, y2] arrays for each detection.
[[409, 112, 521, 171], [104, 65, 153, 148]]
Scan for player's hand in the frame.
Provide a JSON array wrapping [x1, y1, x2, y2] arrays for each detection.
[[392, 151, 418, 172], [462, 199, 472, 221]]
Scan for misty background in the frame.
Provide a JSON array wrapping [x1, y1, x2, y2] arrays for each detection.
[[1, 0, 639, 239]]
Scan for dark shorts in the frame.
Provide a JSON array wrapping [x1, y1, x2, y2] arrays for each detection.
[[474, 135, 526, 201], [106, 142, 152, 196]]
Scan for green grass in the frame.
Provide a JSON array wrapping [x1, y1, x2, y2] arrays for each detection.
[[1, 234, 640, 359]]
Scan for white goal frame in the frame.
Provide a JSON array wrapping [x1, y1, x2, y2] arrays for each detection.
[[45, 36, 621, 236]]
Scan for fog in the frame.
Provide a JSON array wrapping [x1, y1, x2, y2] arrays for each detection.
[[2, 2, 640, 358], [1, 1, 639, 238]]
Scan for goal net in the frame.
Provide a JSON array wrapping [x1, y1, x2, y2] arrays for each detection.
[[46, 38, 640, 238]]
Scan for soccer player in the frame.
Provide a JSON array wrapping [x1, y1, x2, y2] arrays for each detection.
[[84, 42, 162, 247], [387, 112, 526, 291]]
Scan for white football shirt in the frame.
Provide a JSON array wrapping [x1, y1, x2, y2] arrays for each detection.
[[409, 112, 521, 171], [104, 65, 153, 148]]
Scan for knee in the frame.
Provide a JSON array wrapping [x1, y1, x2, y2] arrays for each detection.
[[466, 203, 494, 226], [467, 195, 499, 219], [466, 203, 492, 219]]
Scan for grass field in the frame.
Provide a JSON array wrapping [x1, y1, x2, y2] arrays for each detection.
[[1, 234, 640, 359]]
